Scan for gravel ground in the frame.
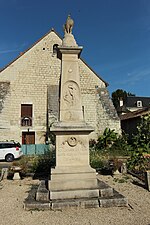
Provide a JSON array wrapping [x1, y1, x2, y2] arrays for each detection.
[[0, 174, 150, 225]]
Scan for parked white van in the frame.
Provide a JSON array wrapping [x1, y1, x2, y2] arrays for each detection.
[[0, 141, 23, 162]]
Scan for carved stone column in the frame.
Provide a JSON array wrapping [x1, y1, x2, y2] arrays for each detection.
[[59, 46, 83, 123]]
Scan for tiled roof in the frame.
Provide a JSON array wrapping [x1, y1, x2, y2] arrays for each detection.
[[120, 107, 150, 120], [126, 96, 150, 107]]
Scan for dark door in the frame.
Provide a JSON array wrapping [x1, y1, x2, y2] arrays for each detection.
[[22, 132, 35, 144]]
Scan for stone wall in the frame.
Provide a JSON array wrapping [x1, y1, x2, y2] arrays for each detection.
[[0, 30, 120, 143], [0, 82, 11, 137]]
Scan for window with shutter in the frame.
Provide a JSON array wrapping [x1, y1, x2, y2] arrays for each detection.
[[21, 104, 32, 126]]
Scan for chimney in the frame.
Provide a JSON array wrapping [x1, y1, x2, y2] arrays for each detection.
[[119, 97, 124, 107]]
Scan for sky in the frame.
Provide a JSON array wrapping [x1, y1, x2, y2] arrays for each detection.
[[0, 0, 150, 97]]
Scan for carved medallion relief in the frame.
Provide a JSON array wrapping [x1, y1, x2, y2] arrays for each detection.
[[67, 137, 77, 147], [60, 136, 86, 150]]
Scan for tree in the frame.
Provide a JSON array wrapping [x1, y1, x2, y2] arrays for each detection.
[[127, 114, 150, 171], [132, 114, 150, 151], [111, 89, 135, 110]]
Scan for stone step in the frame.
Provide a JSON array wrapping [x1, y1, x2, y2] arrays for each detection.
[[99, 190, 128, 207], [36, 180, 49, 202], [51, 197, 99, 209], [24, 190, 127, 210], [24, 179, 128, 210], [50, 188, 100, 200], [51, 191, 128, 210], [97, 179, 114, 197]]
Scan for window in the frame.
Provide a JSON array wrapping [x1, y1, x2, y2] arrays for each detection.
[[53, 44, 58, 55], [21, 104, 32, 126], [137, 101, 142, 107]]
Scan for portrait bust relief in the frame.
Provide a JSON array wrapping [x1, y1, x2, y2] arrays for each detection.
[[63, 81, 80, 107]]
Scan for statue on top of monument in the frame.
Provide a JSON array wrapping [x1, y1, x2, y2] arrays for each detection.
[[62, 15, 77, 47], [63, 15, 74, 34]]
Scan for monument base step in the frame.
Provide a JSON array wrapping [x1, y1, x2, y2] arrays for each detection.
[[51, 191, 128, 210], [24, 179, 128, 210], [97, 179, 114, 197], [99, 190, 128, 207], [49, 179, 114, 200], [50, 188, 99, 200], [51, 197, 99, 209]]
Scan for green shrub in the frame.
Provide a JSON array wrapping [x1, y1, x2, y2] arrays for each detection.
[[127, 115, 150, 172], [89, 128, 131, 171], [32, 149, 55, 174], [10, 148, 56, 178], [96, 128, 118, 150], [108, 134, 131, 157], [12, 155, 34, 174], [89, 139, 96, 149], [90, 150, 108, 169]]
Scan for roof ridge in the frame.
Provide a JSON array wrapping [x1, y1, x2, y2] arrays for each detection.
[[0, 28, 60, 72]]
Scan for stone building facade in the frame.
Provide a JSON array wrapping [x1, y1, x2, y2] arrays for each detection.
[[0, 29, 120, 144]]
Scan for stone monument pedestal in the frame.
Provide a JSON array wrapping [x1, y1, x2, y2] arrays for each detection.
[[49, 123, 100, 208]]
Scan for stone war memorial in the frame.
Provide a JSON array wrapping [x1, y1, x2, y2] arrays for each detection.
[[24, 16, 127, 210]]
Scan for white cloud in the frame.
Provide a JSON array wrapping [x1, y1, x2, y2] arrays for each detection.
[[0, 48, 19, 54], [114, 66, 150, 86], [0, 42, 27, 55]]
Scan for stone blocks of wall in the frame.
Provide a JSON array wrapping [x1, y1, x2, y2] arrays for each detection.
[[0, 30, 120, 143]]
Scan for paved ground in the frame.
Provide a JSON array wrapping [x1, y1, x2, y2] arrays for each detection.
[[0, 174, 150, 225]]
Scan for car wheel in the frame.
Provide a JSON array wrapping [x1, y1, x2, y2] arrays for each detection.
[[5, 154, 14, 162]]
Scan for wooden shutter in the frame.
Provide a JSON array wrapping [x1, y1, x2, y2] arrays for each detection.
[[21, 104, 32, 117]]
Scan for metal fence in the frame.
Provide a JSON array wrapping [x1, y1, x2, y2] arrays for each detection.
[[21, 144, 50, 155]]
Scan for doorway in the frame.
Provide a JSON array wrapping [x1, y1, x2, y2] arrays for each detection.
[[22, 132, 35, 144]]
